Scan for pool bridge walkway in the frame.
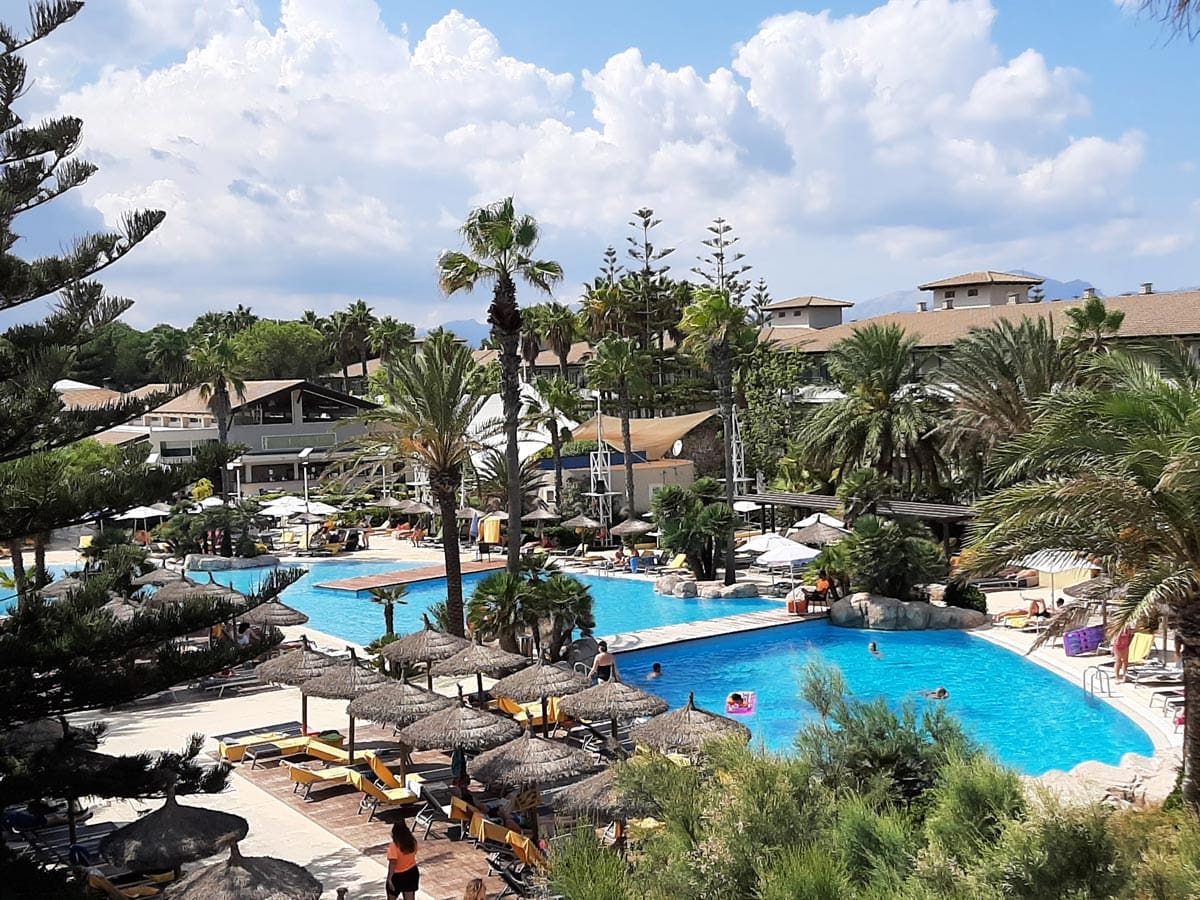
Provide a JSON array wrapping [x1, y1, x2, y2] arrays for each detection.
[[315, 558, 505, 592], [602, 605, 826, 653]]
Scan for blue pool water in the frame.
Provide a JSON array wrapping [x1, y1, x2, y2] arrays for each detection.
[[204, 560, 785, 647], [617, 623, 1155, 775]]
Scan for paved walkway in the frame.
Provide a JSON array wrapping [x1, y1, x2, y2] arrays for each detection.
[[602, 606, 824, 652], [316, 558, 505, 592]]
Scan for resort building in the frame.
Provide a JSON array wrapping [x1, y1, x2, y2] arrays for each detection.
[[760, 295, 854, 329], [134, 380, 381, 497], [766, 280, 1200, 380], [916, 270, 1044, 311]]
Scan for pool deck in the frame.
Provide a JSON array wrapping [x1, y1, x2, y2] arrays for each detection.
[[314, 558, 505, 592], [603, 605, 825, 652]]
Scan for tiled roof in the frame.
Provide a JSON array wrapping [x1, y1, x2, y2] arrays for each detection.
[[917, 270, 1044, 290], [150, 380, 306, 414], [58, 388, 123, 409], [92, 427, 150, 446], [533, 340, 595, 368], [764, 295, 854, 310], [763, 290, 1200, 354]]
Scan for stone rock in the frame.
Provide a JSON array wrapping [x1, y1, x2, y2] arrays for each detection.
[[672, 581, 698, 598], [697, 585, 721, 599], [721, 583, 759, 599], [829, 592, 989, 631], [655, 575, 684, 596], [185, 554, 280, 572]]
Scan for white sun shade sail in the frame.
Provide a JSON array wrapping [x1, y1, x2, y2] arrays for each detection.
[[740, 532, 796, 554], [757, 542, 821, 566], [795, 512, 845, 529], [1014, 550, 1093, 574]]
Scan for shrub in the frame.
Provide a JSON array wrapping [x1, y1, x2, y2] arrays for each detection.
[[923, 755, 1025, 864], [758, 846, 853, 900], [841, 515, 947, 600], [547, 827, 631, 900], [942, 580, 987, 614]]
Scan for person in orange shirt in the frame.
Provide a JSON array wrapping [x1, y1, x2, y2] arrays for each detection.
[[385, 818, 419, 900]]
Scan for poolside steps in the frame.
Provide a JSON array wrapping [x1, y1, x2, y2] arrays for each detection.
[[316, 559, 505, 592], [602, 606, 825, 653]]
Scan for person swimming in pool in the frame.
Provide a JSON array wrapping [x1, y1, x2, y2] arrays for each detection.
[[727, 692, 750, 711], [920, 687, 950, 700], [588, 641, 620, 683], [868, 642, 884, 658], [647, 662, 662, 680]]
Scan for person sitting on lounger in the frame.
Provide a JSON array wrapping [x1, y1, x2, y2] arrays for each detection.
[[993, 599, 1046, 623]]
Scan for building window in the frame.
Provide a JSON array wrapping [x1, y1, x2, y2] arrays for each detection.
[[250, 464, 297, 483], [967, 288, 978, 297], [944, 290, 957, 299]]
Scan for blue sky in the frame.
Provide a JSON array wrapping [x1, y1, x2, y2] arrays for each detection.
[[2, 0, 1198, 330]]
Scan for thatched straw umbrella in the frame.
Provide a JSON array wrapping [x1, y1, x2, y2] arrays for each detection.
[[554, 766, 650, 821], [300, 652, 387, 762], [789, 521, 849, 547], [39, 576, 83, 598], [430, 637, 530, 701], [562, 514, 601, 529], [100, 786, 249, 873], [629, 691, 750, 757], [470, 731, 604, 842], [381, 618, 470, 689], [376, 496, 406, 510], [255, 637, 337, 732], [131, 567, 177, 587], [240, 598, 309, 627], [148, 578, 245, 608], [347, 679, 454, 728], [163, 840, 321, 900], [101, 598, 146, 622], [558, 680, 668, 741], [609, 518, 654, 538], [490, 660, 591, 736], [396, 687, 522, 754]]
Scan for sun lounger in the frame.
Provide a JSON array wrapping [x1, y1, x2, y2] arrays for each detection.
[[217, 722, 305, 762], [413, 782, 456, 838], [348, 769, 418, 821], [200, 669, 263, 698], [244, 734, 314, 768], [284, 754, 374, 800]]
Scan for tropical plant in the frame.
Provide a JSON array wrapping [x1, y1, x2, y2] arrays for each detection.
[[579, 248, 633, 341], [747, 277, 772, 327], [836, 468, 900, 525], [524, 376, 582, 509], [625, 207, 676, 352], [146, 326, 190, 383], [535, 301, 581, 378], [355, 330, 487, 636], [651, 478, 736, 581], [681, 288, 759, 584], [344, 298, 377, 377], [186, 333, 246, 497], [691, 216, 751, 303], [586, 336, 652, 522], [964, 349, 1200, 807], [519, 305, 543, 379], [798, 323, 944, 484], [323, 310, 359, 392], [369, 584, 408, 638], [840, 515, 947, 600], [938, 317, 1077, 487], [467, 572, 531, 654], [368, 315, 414, 364], [474, 448, 543, 515], [1063, 294, 1125, 351], [537, 571, 597, 661], [438, 197, 563, 574]]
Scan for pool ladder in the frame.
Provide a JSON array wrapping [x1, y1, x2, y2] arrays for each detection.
[[1083, 666, 1114, 697]]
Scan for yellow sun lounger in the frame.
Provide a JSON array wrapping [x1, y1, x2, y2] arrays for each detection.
[[285, 750, 373, 799], [219, 730, 292, 763], [348, 769, 418, 821], [494, 695, 564, 730]]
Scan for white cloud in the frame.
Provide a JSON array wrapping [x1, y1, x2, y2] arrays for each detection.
[[17, 0, 1185, 326]]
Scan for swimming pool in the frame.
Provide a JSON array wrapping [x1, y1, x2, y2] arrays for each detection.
[[204, 560, 785, 647], [617, 622, 1155, 775]]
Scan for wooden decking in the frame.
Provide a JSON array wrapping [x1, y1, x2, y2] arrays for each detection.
[[316, 559, 506, 592], [601, 606, 825, 653]]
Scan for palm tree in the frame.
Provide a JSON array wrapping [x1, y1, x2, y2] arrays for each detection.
[[519, 307, 543, 382], [536, 301, 580, 379], [438, 197, 563, 575], [797, 323, 943, 484], [1064, 295, 1125, 351], [369, 584, 408, 638], [225, 304, 257, 333], [369, 316, 413, 364], [965, 349, 1200, 807], [475, 448, 543, 515], [523, 376, 582, 510], [586, 336, 653, 524], [300, 309, 326, 332], [680, 288, 758, 584], [147, 327, 190, 384], [938, 317, 1077, 476], [345, 298, 377, 378], [355, 331, 485, 636], [187, 333, 247, 498], [467, 571, 531, 653], [323, 311, 358, 392], [538, 572, 595, 662]]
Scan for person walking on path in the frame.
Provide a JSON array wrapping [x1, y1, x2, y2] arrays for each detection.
[[385, 818, 420, 900]]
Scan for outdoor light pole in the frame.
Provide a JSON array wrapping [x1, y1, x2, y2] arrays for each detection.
[[299, 447, 314, 513], [226, 459, 243, 503]]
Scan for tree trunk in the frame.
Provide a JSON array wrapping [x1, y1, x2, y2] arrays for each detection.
[[558, 351, 568, 381], [33, 534, 47, 588], [498, 327, 523, 573], [8, 540, 28, 606], [1179, 607, 1200, 808], [717, 351, 738, 585], [550, 428, 565, 513], [342, 364, 350, 395], [216, 385, 232, 499], [619, 388, 636, 521], [434, 480, 466, 637], [384, 602, 394, 637]]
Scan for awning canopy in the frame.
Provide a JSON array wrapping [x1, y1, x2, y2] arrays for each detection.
[[738, 491, 972, 522], [1014, 550, 1093, 574]]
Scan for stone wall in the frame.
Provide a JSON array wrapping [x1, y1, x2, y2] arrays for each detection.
[[829, 592, 989, 630], [654, 574, 759, 600]]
